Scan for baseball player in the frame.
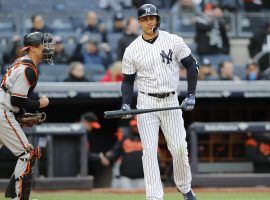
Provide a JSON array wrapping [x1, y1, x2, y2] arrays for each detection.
[[120, 4, 199, 200], [0, 32, 55, 200]]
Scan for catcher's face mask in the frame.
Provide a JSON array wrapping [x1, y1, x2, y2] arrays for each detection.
[[41, 33, 56, 65]]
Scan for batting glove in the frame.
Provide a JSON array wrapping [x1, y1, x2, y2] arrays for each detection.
[[121, 104, 133, 119], [181, 94, 196, 111]]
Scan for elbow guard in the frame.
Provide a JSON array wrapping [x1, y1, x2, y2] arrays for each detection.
[[181, 54, 199, 74]]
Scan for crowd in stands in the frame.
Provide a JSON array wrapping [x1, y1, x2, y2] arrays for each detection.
[[1, 0, 270, 82]]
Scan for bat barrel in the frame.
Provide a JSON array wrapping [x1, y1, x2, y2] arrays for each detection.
[[104, 106, 183, 119], [104, 111, 125, 119]]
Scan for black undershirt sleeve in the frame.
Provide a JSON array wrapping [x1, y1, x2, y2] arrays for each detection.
[[121, 73, 136, 105], [11, 96, 40, 112], [25, 67, 37, 86], [180, 54, 199, 96]]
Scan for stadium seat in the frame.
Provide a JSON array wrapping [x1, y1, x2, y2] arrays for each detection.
[[39, 74, 59, 82], [84, 63, 106, 75], [234, 64, 246, 79], [92, 74, 104, 82], [0, 22, 15, 33], [39, 63, 69, 81], [171, 14, 195, 37], [238, 13, 268, 37], [50, 19, 73, 33]]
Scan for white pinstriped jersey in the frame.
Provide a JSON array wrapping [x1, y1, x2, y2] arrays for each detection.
[[122, 30, 191, 93], [0, 56, 34, 112]]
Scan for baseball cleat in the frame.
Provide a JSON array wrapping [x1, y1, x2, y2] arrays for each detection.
[[183, 190, 197, 200]]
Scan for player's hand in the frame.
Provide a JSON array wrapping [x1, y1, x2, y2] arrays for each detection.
[[121, 104, 132, 119], [39, 96, 49, 108], [99, 152, 110, 167], [181, 94, 195, 111]]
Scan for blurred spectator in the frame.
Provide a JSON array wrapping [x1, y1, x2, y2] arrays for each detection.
[[81, 112, 112, 187], [242, 0, 262, 12], [112, 12, 125, 33], [117, 17, 139, 60], [99, 0, 132, 11], [195, 6, 231, 70], [260, 67, 270, 80], [70, 34, 113, 69], [245, 132, 270, 173], [29, 14, 53, 33], [248, 21, 270, 72], [53, 36, 70, 64], [100, 61, 123, 82], [82, 11, 99, 33], [105, 117, 144, 189], [198, 58, 218, 80], [64, 61, 91, 82], [245, 62, 260, 80], [218, 60, 240, 80], [80, 11, 108, 43], [200, 0, 218, 11], [219, 0, 242, 12], [171, 0, 201, 14], [3, 35, 23, 65]]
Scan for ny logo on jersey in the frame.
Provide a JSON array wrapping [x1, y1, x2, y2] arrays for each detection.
[[145, 8, 151, 13], [160, 49, 173, 64]]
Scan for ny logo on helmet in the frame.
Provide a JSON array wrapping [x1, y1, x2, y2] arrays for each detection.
[[160, 49, 173, 64], [145, 8, 151, 13]]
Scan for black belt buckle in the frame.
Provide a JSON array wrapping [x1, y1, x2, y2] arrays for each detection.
[[156, 93, 168, 98], [149, 91, 175, 98]]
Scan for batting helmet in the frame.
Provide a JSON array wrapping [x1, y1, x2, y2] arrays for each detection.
[[138, 4, 159, 19], [137, 4, 160, 32], [21, 32, 55, 65]]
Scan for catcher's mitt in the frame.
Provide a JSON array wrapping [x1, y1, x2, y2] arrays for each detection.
[[17, 112, 46, 127]]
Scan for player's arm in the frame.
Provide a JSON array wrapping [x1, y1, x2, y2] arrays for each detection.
[[121, 73, 136, 105], [10, 67, 40, 112], [173, 35, 199, 96], [88, 152, 103, 162], [105, 138, 124, 162], [180, 54, 199, 96], [120, 48, 137, 117], [180, 54, 199, 111], [11, 97, 40, 112]]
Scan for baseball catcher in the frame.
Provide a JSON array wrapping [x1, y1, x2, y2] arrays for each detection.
[[0, 31, 55, 200]]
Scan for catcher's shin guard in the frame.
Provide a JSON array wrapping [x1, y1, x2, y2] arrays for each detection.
[[5, 146, 41, 200], [5, 174, 16, 198]]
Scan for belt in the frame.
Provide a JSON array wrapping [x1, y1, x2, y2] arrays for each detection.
[[140, 91, 175, 98]]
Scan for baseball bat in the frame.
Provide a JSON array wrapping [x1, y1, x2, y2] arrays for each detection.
[[104, 105, 184, 119]]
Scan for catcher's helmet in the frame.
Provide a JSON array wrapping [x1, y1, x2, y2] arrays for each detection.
[[137, 4, 160, 32], [21, 32, 55, 65], [23, 32, 44, 47]]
